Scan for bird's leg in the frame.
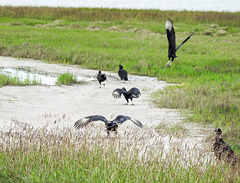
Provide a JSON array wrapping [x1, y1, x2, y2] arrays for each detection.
[[222, 162, 225, 173], [166, 60, 171, 68], [103, 83, 105, 87], [131, 99, 134, 105]]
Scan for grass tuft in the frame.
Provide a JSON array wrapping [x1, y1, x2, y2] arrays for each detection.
[[57, 73, 77, 86]]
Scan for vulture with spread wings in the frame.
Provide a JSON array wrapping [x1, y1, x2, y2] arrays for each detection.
[[165, 18, 193, 68], [112, 87, 141, 105], [74, 115, 143, 135]]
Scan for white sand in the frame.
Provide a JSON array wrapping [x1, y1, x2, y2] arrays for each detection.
[[0, 56, 212, 152]]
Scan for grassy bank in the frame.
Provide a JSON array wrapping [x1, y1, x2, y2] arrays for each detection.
[[0, 7, 239, 150], [0, 124, 239, 182]]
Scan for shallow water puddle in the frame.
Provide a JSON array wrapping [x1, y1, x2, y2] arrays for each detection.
[[1, 68, 57, 85], [0, 67, 96, 85]]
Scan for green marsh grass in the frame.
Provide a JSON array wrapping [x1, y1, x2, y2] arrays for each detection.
[[0, 123, 239, 182], [57, 72, 77, 86], [0, 73, 41, 86], [0, 6, 239, 152]]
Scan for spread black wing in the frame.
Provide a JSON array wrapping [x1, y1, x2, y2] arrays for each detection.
[[176, 33, 193, 51], [113, 115, 143, 128], [74, 115, 109, 129], [112, 88, 128, 99], [128, 87, 141, 98]]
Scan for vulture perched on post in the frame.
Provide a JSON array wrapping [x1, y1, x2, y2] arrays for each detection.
[[213, 128, 237, 166], [97, 71, 107, 87], [118, 65, 128, 81], [165, 18, 193, 68], [112, 87, 141, 105], [74, 115, 143, 135]]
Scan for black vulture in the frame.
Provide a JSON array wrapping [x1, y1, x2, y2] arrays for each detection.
[[97, 71, 107, 87], [213, 128, 237, 166], [165, 18, 193, 68], [118, 65, 128, 81], [112, 87, 141, 105], [74, 115, 143, 135]]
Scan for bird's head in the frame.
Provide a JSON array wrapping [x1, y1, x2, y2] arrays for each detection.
[[214, 128, 222, 135], [98, 71, 102, 74], [118, 65, 123, 69], [122, 87, 126, 91]]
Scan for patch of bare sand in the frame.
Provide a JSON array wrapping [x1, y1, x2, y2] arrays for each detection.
[[0, 56, 213, 160]]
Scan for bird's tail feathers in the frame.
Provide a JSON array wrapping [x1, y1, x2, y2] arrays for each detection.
[[112, 91, 121, 98]]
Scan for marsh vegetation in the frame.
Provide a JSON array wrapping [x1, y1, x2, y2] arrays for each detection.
[[57, 73, 78, 86], [0, 6, 239, 181], [0, 72, 41, 86], [0, 122, 239, 182]]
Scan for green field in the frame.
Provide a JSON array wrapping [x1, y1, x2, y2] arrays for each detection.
[[0, 6, 239, 182]]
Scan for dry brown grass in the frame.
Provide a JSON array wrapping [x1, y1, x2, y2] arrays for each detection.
[[0, 6, 239, 26], [0, 120, 239, 182]]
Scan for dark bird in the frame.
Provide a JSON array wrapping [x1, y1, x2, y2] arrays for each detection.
[[165, 18, 193, 68], [97, 71, 107, 87], [213, 128, 237, 166], [118, 65, 128, 81], [112, 87, 141, 105], [74, 115, 143, 135]]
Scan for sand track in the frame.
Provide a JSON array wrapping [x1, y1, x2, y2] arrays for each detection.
[[0, 56, 212, 152]]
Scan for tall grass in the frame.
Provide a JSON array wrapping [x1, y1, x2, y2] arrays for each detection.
[[151, 77, 240, 153], [0, 123, 239, 182]]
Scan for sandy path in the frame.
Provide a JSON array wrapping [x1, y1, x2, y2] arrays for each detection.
[[0, 56, 212, 151]]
